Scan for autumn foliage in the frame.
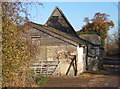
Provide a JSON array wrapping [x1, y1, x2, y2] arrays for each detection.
[[1, 2, 39, 87], [78, 12, 114, 47]]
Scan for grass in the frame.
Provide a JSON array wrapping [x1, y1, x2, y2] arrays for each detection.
[[35, 74, 48, 85], [29, 70, 48, 86]]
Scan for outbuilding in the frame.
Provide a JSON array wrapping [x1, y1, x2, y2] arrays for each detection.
[[26, 6, 102, 76]]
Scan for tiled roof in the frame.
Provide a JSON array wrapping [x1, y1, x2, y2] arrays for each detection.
[[27, 21, 98, 46], [45, 6, 78, 37], [26, 6, 100, 47]]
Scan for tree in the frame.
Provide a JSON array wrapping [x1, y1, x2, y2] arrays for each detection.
[[78, 12, 114, 47], [1, 2, 42, 87], [105, 30, 119, 56], [118, 19, 120, 55]]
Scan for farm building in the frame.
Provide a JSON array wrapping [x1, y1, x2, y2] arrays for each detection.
[[25, 6, 102, 76], [78, 33, 104, 70]]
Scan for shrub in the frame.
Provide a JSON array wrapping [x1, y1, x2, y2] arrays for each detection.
[[35, 74, 48, 85]]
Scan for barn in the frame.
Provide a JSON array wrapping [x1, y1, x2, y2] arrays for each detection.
[[26, 6, 102, 76]]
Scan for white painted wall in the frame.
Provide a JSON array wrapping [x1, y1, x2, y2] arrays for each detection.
[[77, 46, 86, 75]]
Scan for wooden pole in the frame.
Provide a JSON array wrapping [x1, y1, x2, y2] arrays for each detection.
[[74, 56, 77, 76], [66, 56, 75, 75]]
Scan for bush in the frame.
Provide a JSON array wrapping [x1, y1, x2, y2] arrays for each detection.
[[35, 74, 48, 85], [29, 70, 48, 86]]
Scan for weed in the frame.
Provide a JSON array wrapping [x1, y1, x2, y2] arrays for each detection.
[[35, 74, 48, 85]]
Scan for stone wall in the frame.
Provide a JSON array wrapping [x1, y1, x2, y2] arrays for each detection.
[[28, 28, 77, 75], [23, 27, 102, 75], [46, 45, 77, 75], [87, 46, 100, 71]]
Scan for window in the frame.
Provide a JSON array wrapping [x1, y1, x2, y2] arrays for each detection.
[[31, 36, 41, 44]]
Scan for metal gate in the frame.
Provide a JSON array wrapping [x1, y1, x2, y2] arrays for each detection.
[[30, 60, 60, 75]]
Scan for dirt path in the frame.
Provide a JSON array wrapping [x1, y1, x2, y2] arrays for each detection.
[[43, 57, 120, 87], [44, 74, 119, 87]]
